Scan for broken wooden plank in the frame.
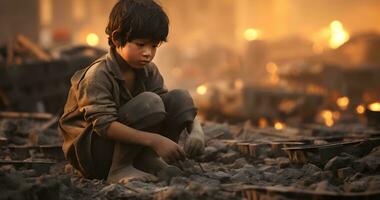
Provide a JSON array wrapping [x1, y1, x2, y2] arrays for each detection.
[[283, 138, 380, 166], [16, 35, 52, 61], [0, 111, 53, 120], [7, 145, 64, 161], [242, 185, 380, 200]]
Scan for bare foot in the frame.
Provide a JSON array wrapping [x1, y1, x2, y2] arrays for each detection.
[[134, 148, 170, 174], [134, 149, 183, 182], [107, 165, 158, 184], [156, 165, 183, 182]]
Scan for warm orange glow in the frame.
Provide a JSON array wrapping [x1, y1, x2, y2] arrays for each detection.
[[258, 118, 268, 128], [336, 96, 350, 110], [39, 0, 52, 26], [307, 84, 325, 94], [312, 43, 324, 54], [274, 121, 285, 130], [244, 28, 260, 41], [196, 84, 208, 95], [329, 20, 349, 49], [368, 102, 380, 112], [266, 62, 278, 74], [321, 110, 334, 127], [234, 79, 244, 90], [266, 62, 279, 85], [86, 33, 99, 46], [356, 105, 365, 114], [171, 67, 183, 78]]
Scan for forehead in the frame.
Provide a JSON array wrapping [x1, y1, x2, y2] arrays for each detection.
[[131, 38, 160, 44]]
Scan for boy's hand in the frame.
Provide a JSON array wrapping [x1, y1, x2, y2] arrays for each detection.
[[184, 134, 204, 157], [150, 134, 186, 162], [184, 119, 205, 157]]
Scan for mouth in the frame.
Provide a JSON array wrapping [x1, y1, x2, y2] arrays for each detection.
[[139, 60, 150, 65]]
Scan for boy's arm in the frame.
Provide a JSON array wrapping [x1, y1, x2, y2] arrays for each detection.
[[106, 121, 185, 162]]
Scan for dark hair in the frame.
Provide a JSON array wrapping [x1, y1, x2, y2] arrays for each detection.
[[106, 0, 169, 48]]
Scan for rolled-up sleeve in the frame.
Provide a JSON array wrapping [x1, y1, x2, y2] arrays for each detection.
[[76, 70, 118, 137]]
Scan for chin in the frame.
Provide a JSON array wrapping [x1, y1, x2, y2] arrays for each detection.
[[131, 64, 146, 69]]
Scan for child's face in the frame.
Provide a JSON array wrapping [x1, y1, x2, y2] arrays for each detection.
[[116, 39, 159, 69]]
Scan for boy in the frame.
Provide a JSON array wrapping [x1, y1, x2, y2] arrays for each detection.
[[58, 0, 205, 183]]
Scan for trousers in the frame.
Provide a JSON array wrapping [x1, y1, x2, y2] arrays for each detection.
[[67, 89, 197, 179]]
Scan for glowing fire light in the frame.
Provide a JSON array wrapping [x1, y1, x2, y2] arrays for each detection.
[[274, 121, 285, 130], [196, 85, 208, 95], [266, 62, 278, 74], [329, 20, 349, 49], [266, 62, 279, 85], [244, 28, 260, 41], [368, 102, 380, 112], [336, 96, 350, 110], [234, 79, 244, 90], [321, 110, 334, 127], [356, 105, 365, 114], [86, 33, 99, 46], [258, 118, 268, 128]]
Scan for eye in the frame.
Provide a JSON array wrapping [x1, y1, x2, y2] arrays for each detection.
[[136, 43, 144, 47]]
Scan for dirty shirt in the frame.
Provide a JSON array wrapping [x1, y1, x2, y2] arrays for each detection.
[[58, 48, 167, 158]]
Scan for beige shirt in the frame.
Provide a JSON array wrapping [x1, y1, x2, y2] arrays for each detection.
[[58, 49, 167, 157]]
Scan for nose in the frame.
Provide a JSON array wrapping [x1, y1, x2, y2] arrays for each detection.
[[142, 46, 153, 59]]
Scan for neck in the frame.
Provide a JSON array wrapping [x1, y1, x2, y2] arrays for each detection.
[[112, 48, 133, 72]]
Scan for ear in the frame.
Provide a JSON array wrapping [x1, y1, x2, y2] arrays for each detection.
[[111, 30, 120, 47]]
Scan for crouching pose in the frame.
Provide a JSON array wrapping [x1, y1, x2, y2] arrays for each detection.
[[58, 0, 204, 183]]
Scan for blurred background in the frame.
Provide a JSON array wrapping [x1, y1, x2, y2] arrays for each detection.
[[1, 0, 380, 129]]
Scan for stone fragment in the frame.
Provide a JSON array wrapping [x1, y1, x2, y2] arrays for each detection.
[[170, 176, 189, 187], [157, 165, 183, 184], [344, 181, 367, 192], [324, 153, 355, 171], [277, 157, 291, 168], [337, 167, 354, 180], [95, 184, 128, 198], [367, 175, 380, 192], [301, 171, 322, 186], [231, 170, 250, 183], [156, 186, 193, 200], [218, 150, 240, 164], [311, 180, 341, 193], [202, 146, 218, 161], [203, 123, 233, 140], [206, 171, 230, 182], [353, 146, 380, 173], [231, 157, 248, 169], [320, 171, 333, 180], [348, 172, 364, 182], [302, 163, 321, 176]]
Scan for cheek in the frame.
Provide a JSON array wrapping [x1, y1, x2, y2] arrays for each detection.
[[151, 49, 157, 57], [120, 48, 133, 60]]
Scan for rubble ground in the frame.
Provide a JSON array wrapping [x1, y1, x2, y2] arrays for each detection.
[[1, 118, 380, 200]]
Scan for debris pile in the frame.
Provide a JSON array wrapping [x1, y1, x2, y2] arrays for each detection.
[[0, 113, 379, 200]]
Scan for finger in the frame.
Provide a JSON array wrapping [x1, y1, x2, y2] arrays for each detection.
[[188, 145, 195, 157], [194, 142, 203, 155], [164, 154, 173, 163], [184, 140, 191, 154], [190, 144, 198, 156], [177, 147, 186, 160], [162, 155, 170, 163]]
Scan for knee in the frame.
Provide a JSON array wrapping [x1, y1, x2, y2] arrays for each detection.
[[137, 92, 165, 110], [118, 92, 166, 125], [165, 89, 193, 104], [164, 89, 197, 119]]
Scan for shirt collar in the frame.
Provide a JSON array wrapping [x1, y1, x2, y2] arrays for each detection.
[[105, 48, 149, 81]]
